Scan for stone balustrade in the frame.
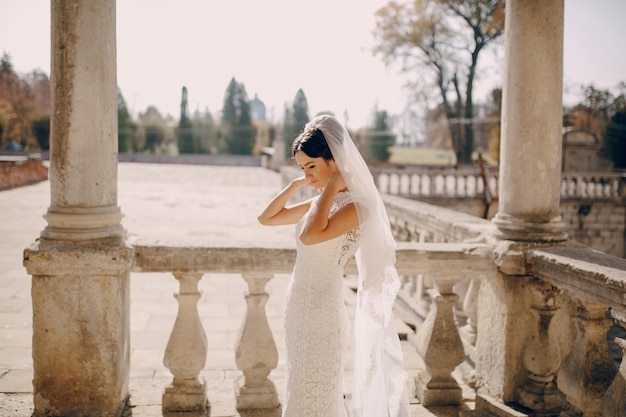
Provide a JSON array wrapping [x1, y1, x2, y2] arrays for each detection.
[[365, 166, 625, 201], [129, 239, 494, 412], [382, 192, 626, 415], [128, 209, 626, 416]]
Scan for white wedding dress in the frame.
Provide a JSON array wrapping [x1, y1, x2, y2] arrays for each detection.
[[282, 191, 362, 417]]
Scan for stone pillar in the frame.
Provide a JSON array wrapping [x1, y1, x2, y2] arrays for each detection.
[[476, 1, 569, 413], [23, 1, 133, 416], [492, 0, 567, 242]]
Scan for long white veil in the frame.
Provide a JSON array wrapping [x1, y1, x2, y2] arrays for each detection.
[[306, 115, 410, 417]]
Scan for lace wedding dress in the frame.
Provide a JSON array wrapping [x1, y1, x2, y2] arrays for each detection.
[[282, 191, 361, 417]]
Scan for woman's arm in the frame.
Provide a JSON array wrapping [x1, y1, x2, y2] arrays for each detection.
[[258, 177, 313, 226], [299, 167, 359, 245]]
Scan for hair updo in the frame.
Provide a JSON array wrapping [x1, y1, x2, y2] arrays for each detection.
[[291, 126, 334, 161]]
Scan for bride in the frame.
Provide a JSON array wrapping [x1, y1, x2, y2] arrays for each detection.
[[258, 114, 409, 417]]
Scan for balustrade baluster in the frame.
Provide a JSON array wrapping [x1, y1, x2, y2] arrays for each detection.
[[559, 300, 618, 416], [414, 281, 464, 406], [459, 275, 480, 346], [517, 279, 569, 414], [413, 274, 431, 317], [163, 272, 209, 414], [601, 312, 626, 416], [428, 174, 436, 196], [235, 272, 280, 410]]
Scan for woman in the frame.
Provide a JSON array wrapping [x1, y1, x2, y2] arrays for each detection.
[[258, 115, 409, 417]]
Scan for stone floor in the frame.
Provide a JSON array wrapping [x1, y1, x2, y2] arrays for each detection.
[[0, 163, 475, 417]]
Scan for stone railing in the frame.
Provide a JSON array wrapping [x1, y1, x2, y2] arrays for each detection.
[[129, 238, 494, 413], [136, 167, 626, 415], [560, 172, 626, 199], [129, 191, 626, 416], [381, 193, 626, 415], [370, 166, 499, 200], [367, 166, 626, 201]]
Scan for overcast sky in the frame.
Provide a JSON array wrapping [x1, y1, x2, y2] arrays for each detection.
[[1, 0, 625, 128]]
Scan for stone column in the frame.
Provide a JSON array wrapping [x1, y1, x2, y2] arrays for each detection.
[[476, 1, 568, 413], [492, 0, 567, 242], [23, 1, 133, 416]]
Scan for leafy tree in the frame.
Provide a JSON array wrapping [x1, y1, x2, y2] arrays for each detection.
[[282, 88, 310, 157], [118, 88, 136, 153], [221, 78, 254, 155], [373, 0, 505, 164], [604, 108, 626, 169], [0, 52, 36, 149], [191, 107, 217, 154], [365, 108, 395, 162], [31, 113, 50, 150], [177, 86, 194, 153]]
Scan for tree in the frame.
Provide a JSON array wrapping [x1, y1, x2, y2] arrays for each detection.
[[191, 107, 217, 154], [563, 82, 626, 168], [605, 108, 626, 169], [365, 107, 395, 162], [118, 88, 136, 153], [373, 0, 504, 164], [282, 88, 310, 157], [177, 86, 194, 153], [221, 78, 254, 155], [0, 52, 36, 149], [31, 113, 50, 150]]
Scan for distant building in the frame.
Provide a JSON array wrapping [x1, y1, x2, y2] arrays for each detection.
[[562, 127, 613, 172], [250, 93, 267, 122]]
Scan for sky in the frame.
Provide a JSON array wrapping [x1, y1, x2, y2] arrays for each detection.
[[1, 0, 625, 129]]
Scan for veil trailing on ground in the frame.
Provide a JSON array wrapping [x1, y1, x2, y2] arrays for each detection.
[[306, 115, 410, 417]]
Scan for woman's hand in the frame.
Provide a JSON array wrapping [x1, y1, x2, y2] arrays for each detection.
[[326, 162, 347, 193], [292, 176, 314, 189]]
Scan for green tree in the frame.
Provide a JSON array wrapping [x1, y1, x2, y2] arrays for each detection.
[[191, 107, 217, 154], [365, 108, 395, 162], [31, 112, 50, 150], [604, 108, 626, 169], [118, 88, 136, 153], [221, 78, 254, 155], [373, 0, 505, 164], [282, 88, 310, 157], [177, 86, 194, 153]]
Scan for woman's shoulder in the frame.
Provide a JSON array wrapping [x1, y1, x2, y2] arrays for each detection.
[[334, 190, 353, 207]]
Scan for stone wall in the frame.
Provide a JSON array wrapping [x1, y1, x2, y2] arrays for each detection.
[[419, 196, 625, 258], [0, 156, 48, 191], [561, 200, 626, 258]]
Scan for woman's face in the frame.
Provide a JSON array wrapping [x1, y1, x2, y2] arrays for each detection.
[[294, 151, 333, 190]]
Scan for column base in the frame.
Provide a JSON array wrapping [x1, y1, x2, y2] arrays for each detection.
[[25, 239, 134, 416], [493, 212, 568, 243], [162, 377, 209, 414], [43, 205, 125, 241], [416, 383, 462, 407], [235, 377, 280, 410], [516, 379, 575, 417]]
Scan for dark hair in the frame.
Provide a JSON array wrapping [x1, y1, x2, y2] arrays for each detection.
[[291, 127, 334, 161]]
